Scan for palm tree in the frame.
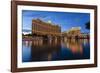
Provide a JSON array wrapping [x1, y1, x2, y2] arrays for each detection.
[[85, 21, 90, 30]]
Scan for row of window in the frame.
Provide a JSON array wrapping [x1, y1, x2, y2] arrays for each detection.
[[32, 22, 61, 33]]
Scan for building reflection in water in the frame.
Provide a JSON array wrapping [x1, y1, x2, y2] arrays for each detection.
[[63, 39, 83, 54], [31, 38, 61, 61], [22, 38, 90, 62]]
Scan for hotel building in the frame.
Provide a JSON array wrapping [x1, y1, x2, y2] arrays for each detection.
[[32, 19, 61, 36]]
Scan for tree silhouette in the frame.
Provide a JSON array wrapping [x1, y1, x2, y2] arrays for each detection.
[[85, 21, 90, 30]]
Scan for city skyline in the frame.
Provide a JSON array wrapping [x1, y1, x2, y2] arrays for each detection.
[[22, 10, 90, 33]]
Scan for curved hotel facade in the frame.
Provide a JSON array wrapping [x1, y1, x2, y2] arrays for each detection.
[[32, 19, 61, 37]]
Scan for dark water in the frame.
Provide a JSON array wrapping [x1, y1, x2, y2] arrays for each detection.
[[22, 39, 90, 62]]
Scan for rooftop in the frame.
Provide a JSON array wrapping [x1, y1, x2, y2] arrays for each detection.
[[32, 19, 60, 27]]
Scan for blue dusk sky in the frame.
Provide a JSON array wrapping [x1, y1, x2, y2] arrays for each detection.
[[22, 10, 90, 33]]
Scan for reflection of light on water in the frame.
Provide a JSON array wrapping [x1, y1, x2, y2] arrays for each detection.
[[32, 39, 43, 46], [83, 39, 89, 45], [22, 38, 90, 62], [48, 53, 52, 61], [63, 39, 83, 54], [23, 41, 32, 47], [22, 41, 32, 62]]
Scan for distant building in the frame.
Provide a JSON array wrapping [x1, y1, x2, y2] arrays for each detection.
[[62, 27, 81, 39], [62, 27, 90, 39], [32, 19, 61, 36], [80, 33, 90, 39]]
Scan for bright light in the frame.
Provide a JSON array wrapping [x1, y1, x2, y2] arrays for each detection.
[[48, 20, 52, 23]]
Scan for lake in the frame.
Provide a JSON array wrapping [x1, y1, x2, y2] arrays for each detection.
[[22, 39, 90, 62]]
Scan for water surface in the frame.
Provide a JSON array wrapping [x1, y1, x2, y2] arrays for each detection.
[[22, 39, 90, 62]]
